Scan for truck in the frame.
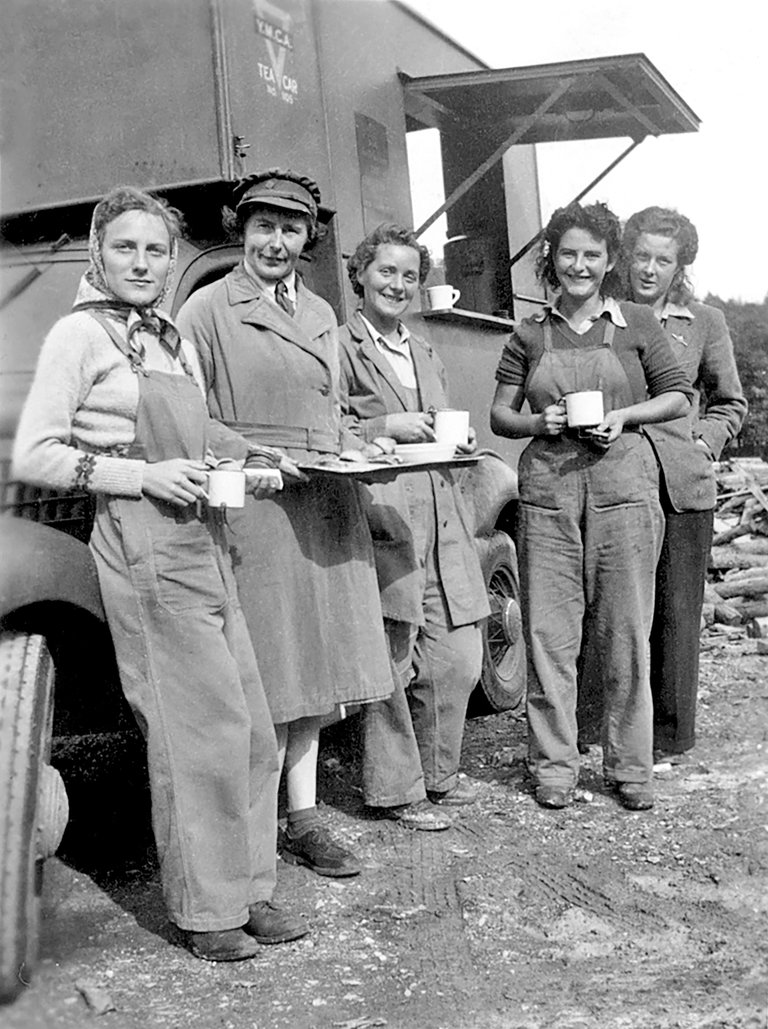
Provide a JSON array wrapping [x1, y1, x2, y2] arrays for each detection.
[[0, 0, 699, 1001]]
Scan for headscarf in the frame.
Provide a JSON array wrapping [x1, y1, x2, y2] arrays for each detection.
[[72, 202, 181, 359]]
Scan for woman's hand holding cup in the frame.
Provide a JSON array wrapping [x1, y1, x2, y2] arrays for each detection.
[[142, 459, 209, 507], [382, 411, 436, 443], [536, 403, 567, 437]]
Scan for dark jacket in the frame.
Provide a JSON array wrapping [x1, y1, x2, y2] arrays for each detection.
[[643, 301, 746, 511], [339, 311, 489, 628]]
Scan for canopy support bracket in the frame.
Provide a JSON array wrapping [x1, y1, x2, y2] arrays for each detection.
[[508, 135, 645, 268], [413, 76, 576, 239]]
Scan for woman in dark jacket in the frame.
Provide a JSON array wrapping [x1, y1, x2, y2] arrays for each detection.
[[580, 207, 746, 761], [339, 223, 489, 831]]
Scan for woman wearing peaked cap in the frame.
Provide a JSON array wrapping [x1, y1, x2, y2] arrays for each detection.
[[177, 170, 394, 879]]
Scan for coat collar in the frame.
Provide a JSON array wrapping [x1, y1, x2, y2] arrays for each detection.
[[225, 262, 335, 370], [346, 309, 444, 412]]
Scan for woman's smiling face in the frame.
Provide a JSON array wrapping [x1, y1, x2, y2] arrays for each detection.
[[357, 243, 421, 332], [554, 227, 614, 304]]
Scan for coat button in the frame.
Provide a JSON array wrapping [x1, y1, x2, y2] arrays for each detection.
[[319, 385, 329, 396]]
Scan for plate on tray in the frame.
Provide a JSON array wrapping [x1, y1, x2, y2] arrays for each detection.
[[395, 443, 457, 463], [297, 452, 481, 480]]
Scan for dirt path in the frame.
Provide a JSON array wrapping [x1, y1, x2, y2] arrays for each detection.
[[2, 635, 767, 1029]]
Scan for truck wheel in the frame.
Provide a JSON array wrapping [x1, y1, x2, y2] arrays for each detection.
[[0, 632, 63, 1005], [468, 532, 526, 717]]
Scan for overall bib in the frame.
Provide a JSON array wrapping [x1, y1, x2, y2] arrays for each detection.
[[518, 317, 663, 788], [88, 315, 280, 932]]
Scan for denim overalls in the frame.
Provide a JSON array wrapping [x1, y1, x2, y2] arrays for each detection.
[[517, 315, 664, 789], [88, 314, 280, 932]]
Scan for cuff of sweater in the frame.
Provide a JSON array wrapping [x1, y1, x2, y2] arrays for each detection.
[[361, 417, 390, 443], [90, 457, 145, 498]]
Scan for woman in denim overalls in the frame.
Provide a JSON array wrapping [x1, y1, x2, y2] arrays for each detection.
[[13, 187, 307, 960], [490, 202, 692, 812]]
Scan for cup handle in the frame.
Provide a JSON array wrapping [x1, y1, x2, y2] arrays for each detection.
[[451, 288, 461, 305]]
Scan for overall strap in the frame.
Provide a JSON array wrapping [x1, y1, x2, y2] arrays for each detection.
[[87, 311, 147, 375], [87, 310, 197, 382]]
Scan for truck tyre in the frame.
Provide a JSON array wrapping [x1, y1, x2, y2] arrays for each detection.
[[0, 632, 63, 1005], [468, 531, 526, 717]]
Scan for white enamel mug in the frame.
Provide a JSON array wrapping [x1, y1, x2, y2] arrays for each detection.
[[433, 409, 469, 447], [564, 390, 604, 428], [206, 469, 246, 509], [425, 284, 461, 311]]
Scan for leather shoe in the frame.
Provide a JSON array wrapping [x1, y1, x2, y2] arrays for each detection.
[[187, 928, 260, 962], [534, 785, 574, 809], [245, 901, 308, 944], [616, 782, 654, 811], [372, 799, 452, 831], [427, 776, 479, 807], [281, 826, 361, 877]]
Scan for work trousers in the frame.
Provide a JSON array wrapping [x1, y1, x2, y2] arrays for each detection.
[[91, 496, 280, 931], [519, 440, 664, 788], [362, 476, 482, 807], [651, 507, 714, 755]]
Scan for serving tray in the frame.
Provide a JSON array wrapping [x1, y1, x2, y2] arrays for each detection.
[[297, 454, 482, 480]]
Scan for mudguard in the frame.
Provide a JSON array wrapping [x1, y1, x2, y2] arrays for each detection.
[[455, 449, 518, 539], [0, 517, 104, 624]]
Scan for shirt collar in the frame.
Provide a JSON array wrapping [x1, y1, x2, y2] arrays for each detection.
[[359, 313, 410, 349], [535, 296, 628, 330], [658, 300, 694, 323], [242, 261, 297, 302]]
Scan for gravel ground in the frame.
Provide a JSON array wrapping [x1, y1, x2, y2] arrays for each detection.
[[1, 631, 767, 1029]]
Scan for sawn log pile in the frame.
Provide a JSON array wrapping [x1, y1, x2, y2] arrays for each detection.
[[706, 457, 768, 643]]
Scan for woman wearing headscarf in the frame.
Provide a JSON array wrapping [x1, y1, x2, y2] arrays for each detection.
[[490, 201, 692, 812], [176, 170, 394, 878], [13, 186, 307, 961], [620, 207, 745, 760]]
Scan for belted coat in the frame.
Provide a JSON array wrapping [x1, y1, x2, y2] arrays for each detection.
[[176, 267, 393, 723]]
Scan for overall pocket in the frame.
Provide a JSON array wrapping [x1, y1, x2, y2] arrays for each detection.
[[149, 520, 228, 614]]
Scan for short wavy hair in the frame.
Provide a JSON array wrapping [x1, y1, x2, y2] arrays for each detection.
[[347, 223, 432, 297], [91, 186, 184, 246], [222, 168, 322, 249], [623, 206, 699, 305], [536, 201, 624, 298]]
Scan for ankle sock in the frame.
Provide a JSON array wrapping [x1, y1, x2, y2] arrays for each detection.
[[287, 806, 321, 838]]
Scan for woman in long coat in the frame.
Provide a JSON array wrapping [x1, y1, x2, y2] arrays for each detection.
[[177, 171, 393, 877]]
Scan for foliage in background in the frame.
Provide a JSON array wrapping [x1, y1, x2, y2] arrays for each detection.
[[704, 294, 768, 458]]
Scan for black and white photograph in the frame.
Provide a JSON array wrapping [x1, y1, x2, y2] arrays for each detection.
[[1, 1, 766, 1026]]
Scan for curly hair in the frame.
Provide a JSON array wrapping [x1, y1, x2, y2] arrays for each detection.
[[347, 223, 432, 298], [623, 206, 699, 305], [536, 201, 624, 298], [222, 168, 323, 249], [91, 186, 184, 246]]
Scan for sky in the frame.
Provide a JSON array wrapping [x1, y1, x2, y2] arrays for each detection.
[[403, 0, 767, 304]]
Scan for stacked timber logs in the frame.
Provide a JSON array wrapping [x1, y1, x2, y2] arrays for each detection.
[[706, 458, 768, 640]]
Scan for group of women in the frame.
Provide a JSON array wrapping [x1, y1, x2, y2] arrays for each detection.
[[12, 168, 744, 963], [491, 200, 745, 811]]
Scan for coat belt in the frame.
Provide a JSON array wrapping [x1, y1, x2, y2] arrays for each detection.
[[222, 420, 339, 453]]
